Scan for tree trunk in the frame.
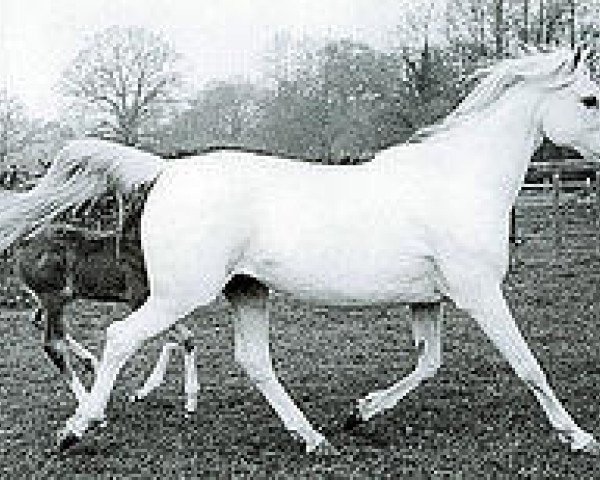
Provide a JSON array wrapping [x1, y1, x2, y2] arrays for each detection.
[[538, 0, 545, 45], [495, 0, 504, 58], [523, 0, 529, 44], [570, 0, 576, 48]]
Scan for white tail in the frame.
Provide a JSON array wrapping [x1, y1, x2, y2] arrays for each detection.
[[0, 139, 165, 253]]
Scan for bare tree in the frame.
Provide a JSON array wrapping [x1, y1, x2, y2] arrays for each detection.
[[0, 89, 33, 166], [60, 26, 182, 146], [158, 80, 268, 154], [495, 0, 504, 56]]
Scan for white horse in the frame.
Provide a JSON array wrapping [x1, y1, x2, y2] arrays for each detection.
[[1, 47, 599, 455]]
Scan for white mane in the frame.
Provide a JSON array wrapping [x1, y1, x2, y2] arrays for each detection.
[[411, 49, 579, 143]]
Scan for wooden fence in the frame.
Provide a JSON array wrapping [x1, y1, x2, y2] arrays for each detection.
[[510, 169, 600, 255]]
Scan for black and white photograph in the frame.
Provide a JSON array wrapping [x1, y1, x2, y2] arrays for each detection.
[[2, 0, 600, 477]]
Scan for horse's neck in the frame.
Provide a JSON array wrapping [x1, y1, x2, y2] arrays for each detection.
[[435, 88, 542, 208]]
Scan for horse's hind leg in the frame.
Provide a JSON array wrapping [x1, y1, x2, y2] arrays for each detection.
[[349, 302, 443, 425], [129, 341, 179, 403], [224, 275, 329, 453], [177, 324, 199, 416], [58, 295, 199, 446], [129, 323, 198, 415]]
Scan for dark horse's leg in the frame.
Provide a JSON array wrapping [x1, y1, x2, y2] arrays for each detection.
[[41, 294, 69, 373], [22, 283, 89, 401], [16, 243, 91, 402]]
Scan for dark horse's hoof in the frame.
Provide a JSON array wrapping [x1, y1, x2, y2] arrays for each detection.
[[343, 409, 365, 431], [57, 432, 81, 453], [82, 357, 95, 373]]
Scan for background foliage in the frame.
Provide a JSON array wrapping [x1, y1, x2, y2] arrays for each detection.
[[0, 1, 598, 184]]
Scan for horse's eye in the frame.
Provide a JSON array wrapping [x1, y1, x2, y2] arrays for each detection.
[[581, 96, 599, 108]]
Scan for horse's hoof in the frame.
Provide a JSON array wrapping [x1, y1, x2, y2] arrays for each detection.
[[560, 429, 600, 455], [56, 431, 81, 453], [308, 439, 340, 457], [90, 418, 107, 430], [342, 409, 365, 431], [578, 438, 600, 455], [184, 408, 196, 419], [82, 358, 95, 373]]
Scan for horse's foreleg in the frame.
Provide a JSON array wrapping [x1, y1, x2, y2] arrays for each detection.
[[458, 282, 599, 453], [352, 302, 443, 423], [57, 296, 187, 448], [227, 282, 328, 453]]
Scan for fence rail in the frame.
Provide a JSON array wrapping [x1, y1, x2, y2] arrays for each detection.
[[511, 170, 600, 264]]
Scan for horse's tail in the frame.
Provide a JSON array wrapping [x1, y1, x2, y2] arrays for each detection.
[[0, 146, 112, 253]]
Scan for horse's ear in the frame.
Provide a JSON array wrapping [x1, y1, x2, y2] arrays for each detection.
[[574, 45, 583, 69], [516, 41, 538, 55], [574, 44, 593, 70]]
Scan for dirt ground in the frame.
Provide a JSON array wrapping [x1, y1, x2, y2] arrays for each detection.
[[1, 199, 600, 478]]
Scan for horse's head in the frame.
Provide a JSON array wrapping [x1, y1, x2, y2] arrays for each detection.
[[538, 46, 600, 160]]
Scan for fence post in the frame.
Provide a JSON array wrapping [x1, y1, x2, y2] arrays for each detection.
[[509, 206, 516, 244], [596, 171, 600, 226], [596, 171, 600, 252], [508, 205, 517, 271], [552, 172, 561, 254]]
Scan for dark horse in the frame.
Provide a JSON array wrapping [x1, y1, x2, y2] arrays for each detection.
[[13, 188, 198, 412]]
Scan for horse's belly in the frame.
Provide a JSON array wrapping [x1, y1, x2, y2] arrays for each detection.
[[239, 251, 441, 305]]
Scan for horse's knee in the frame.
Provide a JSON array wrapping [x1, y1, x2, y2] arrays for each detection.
[[520, 367, 548, 393], [30, 307, 45, 330], [419, 357, 441, 380], [182, 336, 195, 354], [416, 340, 442, 380], [417, 352, 441, 380], [174, 325, 195, 353], [234, 347, 274, 385], [242, 365, 275, 385]]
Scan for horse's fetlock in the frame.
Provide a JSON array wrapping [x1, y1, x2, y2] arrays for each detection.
[[105, 322, 142, 354], [420, 361, 440, 380], [523, 371, 548, 394], [236, 356, 275, 385]]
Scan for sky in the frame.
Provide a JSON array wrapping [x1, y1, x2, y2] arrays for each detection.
[[0, 0, 441, 120]]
